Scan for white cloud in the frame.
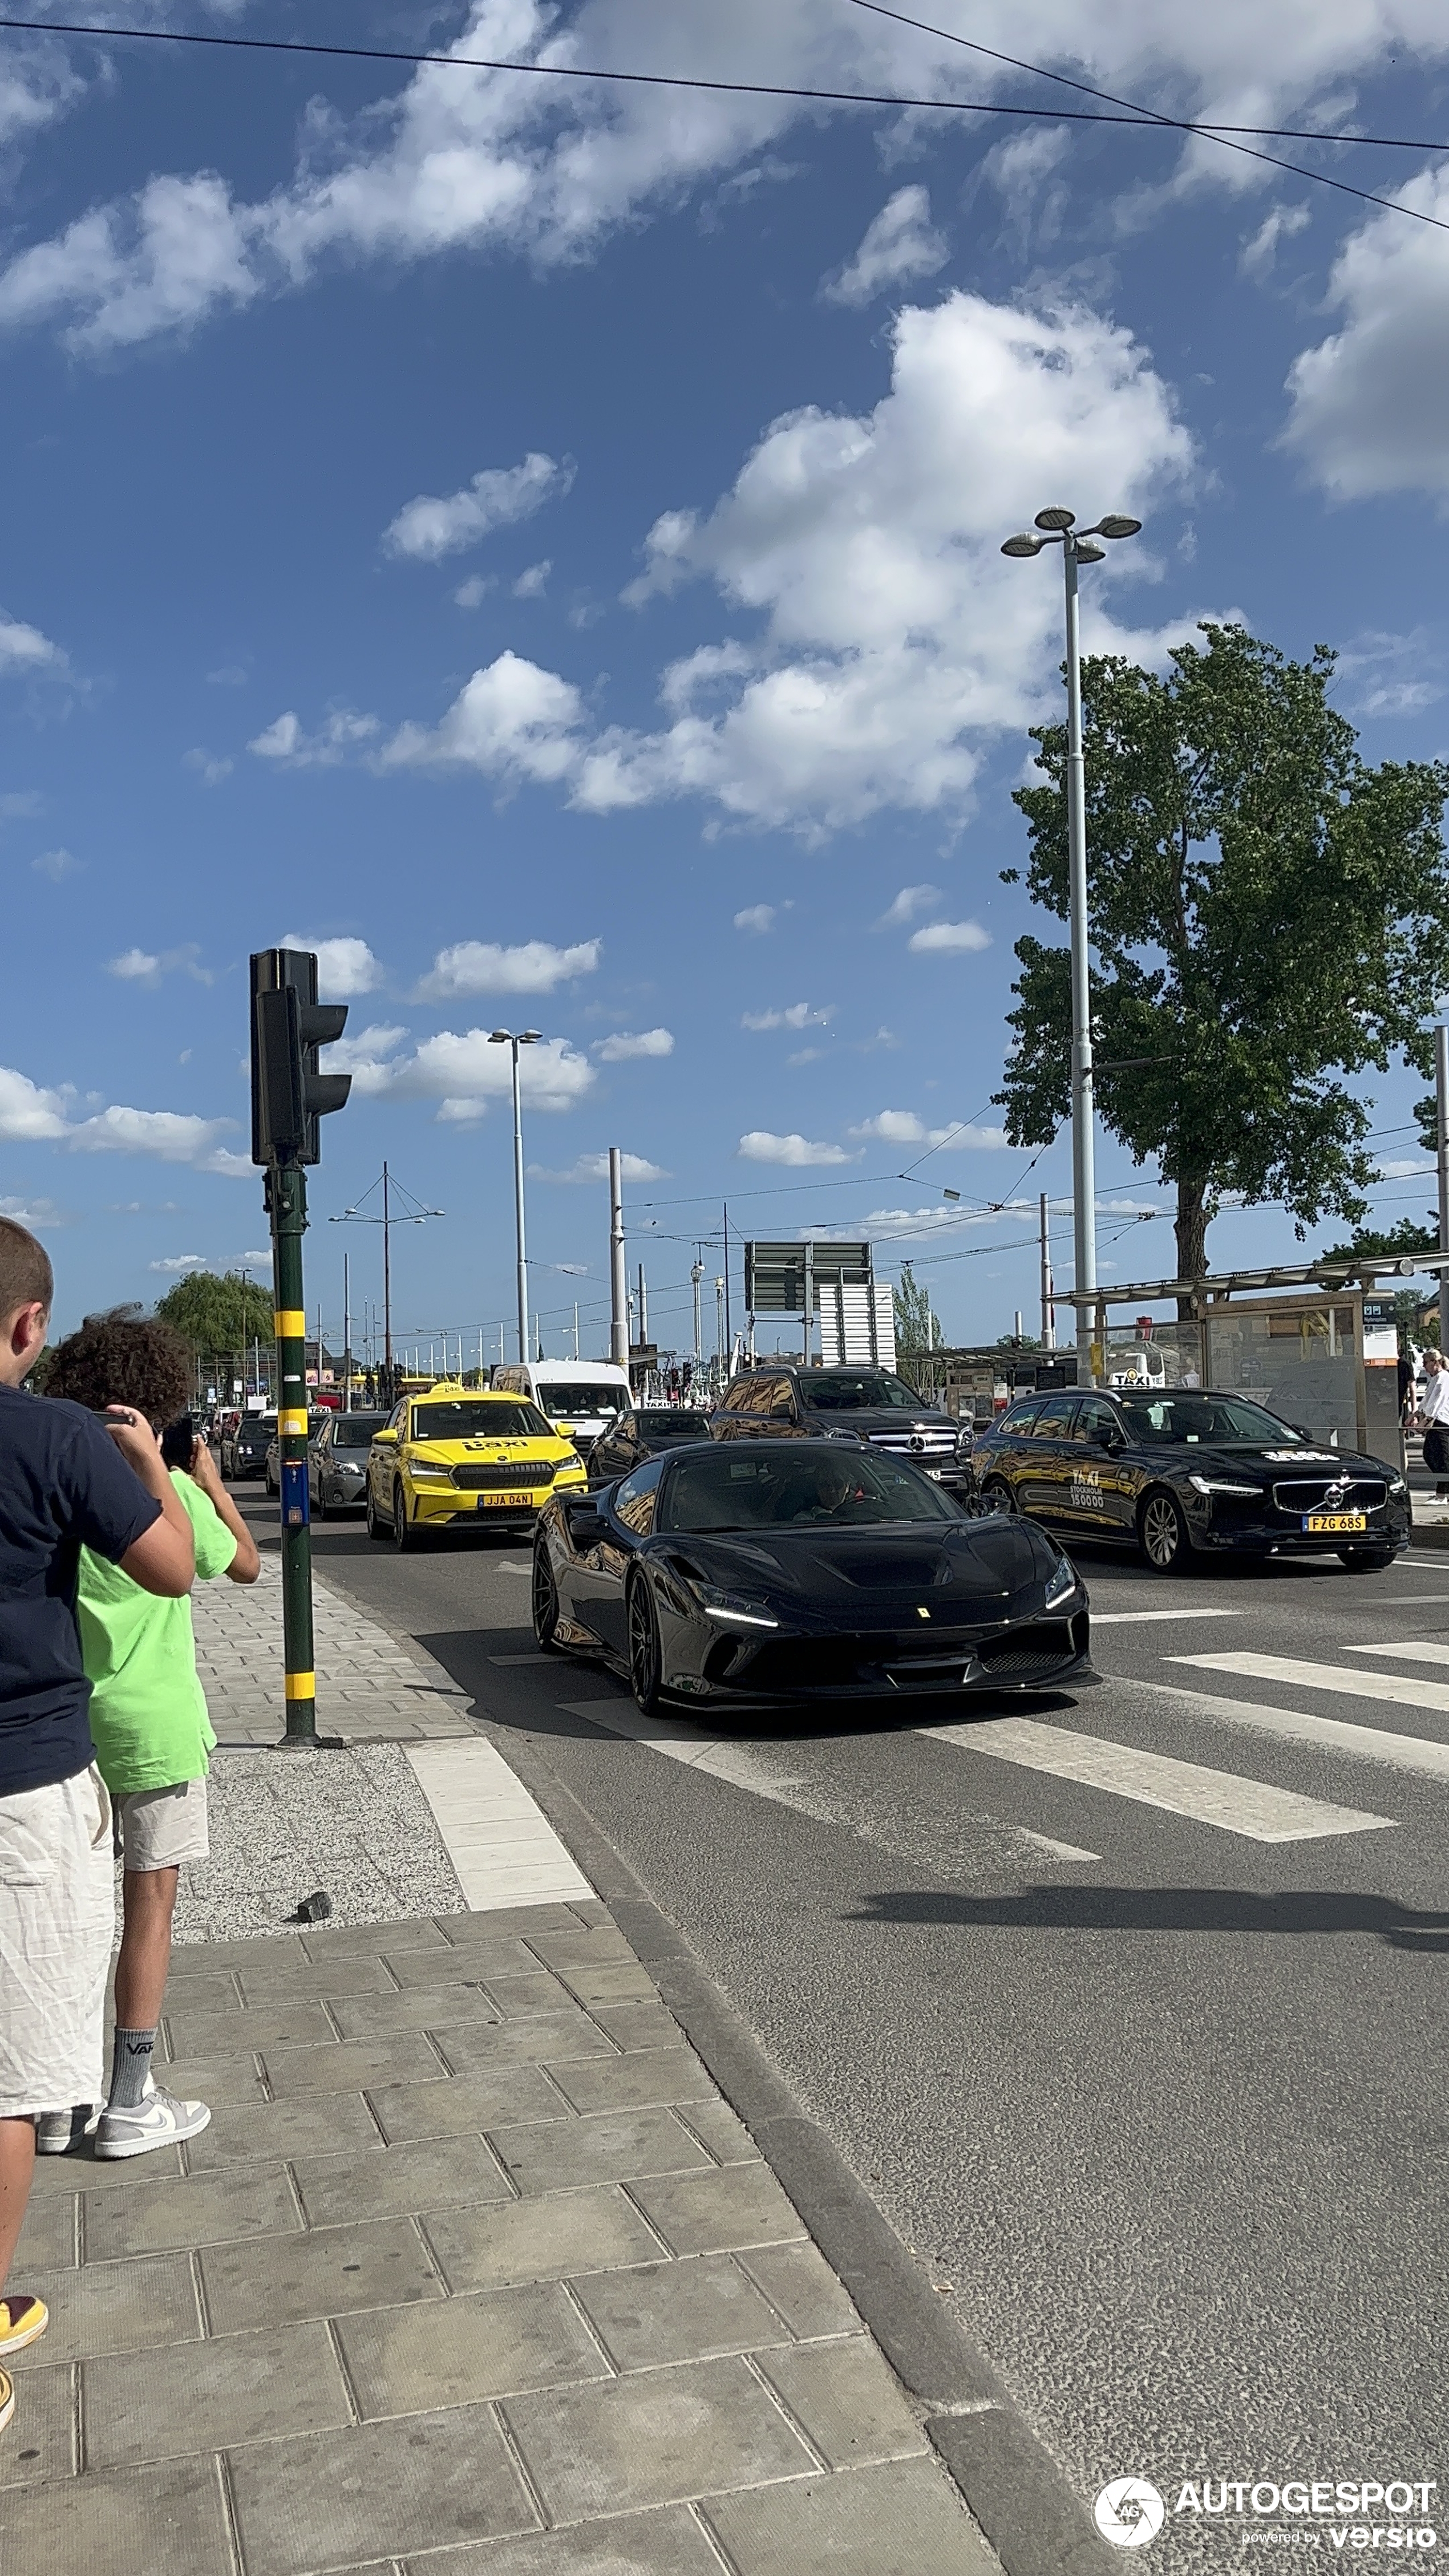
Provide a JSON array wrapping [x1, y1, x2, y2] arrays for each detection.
[[733, 904, 776, 933], [184, 748, 234, 786], [249, 709, 379, 766], [1335, 630, 1445, 719], [821, 185, 946, 307], [66, 1107, 244, 1172], [1284, 165, 1449, 501], [878, 884, 941, 928], [0, 607, 63, 675], [317, 1024, 409, 1091], [0, 1193, 63, 1230], [0, 1065, 70, 1141], [30, 846, 76, 882], [416, 936, 601, 1000], [373, 1028, 594, 1117], [908, 918, 991, 954], [531, 1149, 667, 1183], [0, 171, 261, 354], [278, 934, 383, 999], [1239, 201, 1310, 281], [149, 1254, 207, 1274], [737, 1130, 856, 1166], [512, 559, 551, 599], [107, 947, 159, 983], [593, 1028, 674, 1060], [383, 453, 572, 562], [454, 574, 496, 608], [382, 650, 585, 790], [742, 1003, 833, 1031], [104, 945, 212, 990], [848, 1109, 1010, 1148]]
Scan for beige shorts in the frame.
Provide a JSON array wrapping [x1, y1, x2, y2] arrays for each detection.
[[0, 1764, 114, 2120], [113, 1776, 210, 1872]]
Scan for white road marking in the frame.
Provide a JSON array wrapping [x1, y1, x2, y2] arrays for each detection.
[[1090, 1608, 1242, 1626], [1131, 1676, 1449, 1783], [489, 1652, 548, 1666], [405, 1739, 593, 1909], [920, 1716, 1393, 1843], [1344, 1640, 1449, 1663], [1351, 1595, 1449, 1608], [495, 1561, 532, 1575], [1173, 1649, 1449, 1716], [1016, 1829, 1102, 1863]]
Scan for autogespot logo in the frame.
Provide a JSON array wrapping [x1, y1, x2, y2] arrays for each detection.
[[1095, 2480, 1168, 2549]]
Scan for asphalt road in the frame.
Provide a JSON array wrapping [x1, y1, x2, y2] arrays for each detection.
[[236, 1482, 1447, 2558]]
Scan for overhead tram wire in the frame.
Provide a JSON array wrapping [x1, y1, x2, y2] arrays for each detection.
[[2, 17, 1447, 238]]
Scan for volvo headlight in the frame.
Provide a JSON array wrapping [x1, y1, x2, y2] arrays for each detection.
[[1389, 1473, 1408, 1496], [1187, 1475, 1260, 1497], [697, 1585, 779, 1630]]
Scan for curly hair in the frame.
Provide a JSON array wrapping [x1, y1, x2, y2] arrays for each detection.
[[46, 1309, 192, 1428]]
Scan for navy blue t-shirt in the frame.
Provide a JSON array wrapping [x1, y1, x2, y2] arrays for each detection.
[[0, 1383, 161, 1796]]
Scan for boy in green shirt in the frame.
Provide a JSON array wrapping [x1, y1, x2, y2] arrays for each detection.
[[44, 1314, 260, 2157]]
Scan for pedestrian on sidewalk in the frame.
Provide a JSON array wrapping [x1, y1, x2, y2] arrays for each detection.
[[43, 1311, 261, 2161], [1415, 1344, 1449, 1500], [0, 1222, 194, 2439]]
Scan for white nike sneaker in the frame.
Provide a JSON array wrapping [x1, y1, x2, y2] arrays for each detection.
[[94, 2088, 211, 2160], [35, 2106, 100, 2156]]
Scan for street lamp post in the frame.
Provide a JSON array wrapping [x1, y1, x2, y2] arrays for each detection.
[[488, 1030, 541, 1373], [691, 1259, 705, 1363], [1002, 506, 1141, 1380]]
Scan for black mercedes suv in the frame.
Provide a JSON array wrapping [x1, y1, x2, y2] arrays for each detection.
[[709, 1365, 973, 1498]]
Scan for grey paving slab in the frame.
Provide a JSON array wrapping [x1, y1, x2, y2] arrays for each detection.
[[552, 1962, 660, 2006], [14, 2184, 76, 2270], [544, 2047, 718, 2117], [234, 1955, 402, 2002], [26, 2139, 185, 2192], [168, 1933, 306, 1976], [293, 2133, 515, 2226], [82, 2319, 352, 2468], [328, 1982, 504, 2038], [570, 2252, 790, 2372], [383, 1945, 536, 1991], [736, 2240, 863, 2342], [163, 1998, 340, 2057], [426, 2185, 665, 2294], [0, 2451, 235, 2575], [583, 2002, 682, 2055], [479, 1970, 577, 2018], [366, 2063, 563, 2145], [755, 2336, 928, 2469], [181, 2087, 384, 2169], [151, 1970, 243, 2016], [21, 2250, 201, 2363], [398, 2502, 725, 2576], [436, 1904, 589, 1945], [502, 2352, 815, 2521], [335, 2278, 606, 2417], [153, 2049, 271, 2108], [0, 2357, 74, 2487], [83, 2162, 301, 2260], [675, 2097, 762, 2166], [434, 2012, 617, 2073], [199, 2214, 443, 2332], [488, 2107, 714, 2197], [702, 2455, 999, 2575], [260, 2031, 450, 2098], [523, 1928, 636, 1971], [226, 2401, 537, 2576], [302, 1915, 453, 1957], [628, 2163, 808, 2258]]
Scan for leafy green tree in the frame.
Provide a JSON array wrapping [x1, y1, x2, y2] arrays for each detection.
[[892, 1263, 942, 1354], [153, 1271, 274, 1387], [995, 623, 1449, 1307], [1315, 1217, 1438, 1267]]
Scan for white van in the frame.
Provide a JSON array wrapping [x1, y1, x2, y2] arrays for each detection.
[[492, 1359, 633, 1459]]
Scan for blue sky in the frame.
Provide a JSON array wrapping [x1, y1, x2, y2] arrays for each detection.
[[4, 0, 1449, 1360]]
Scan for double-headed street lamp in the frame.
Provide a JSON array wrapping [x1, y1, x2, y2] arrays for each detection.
[[488, 1028, 541, 1364], [1001, 505, 1141, 1376]]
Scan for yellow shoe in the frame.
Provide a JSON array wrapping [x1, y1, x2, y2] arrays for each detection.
[[0, 2366, 13, 2432], [0, 2296, 47, 2356]]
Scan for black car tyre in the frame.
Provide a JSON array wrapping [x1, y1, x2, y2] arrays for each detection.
[[1139, 1488, 1191, 1573], [365, 1487, 387, 1542], [1338, 1545, 1397, 1572], [981, 1476, 1016, 1516], [392, 1484, 419, 1553], [626, 1573, 664, 1717], [532, 1546, 563, 1652]]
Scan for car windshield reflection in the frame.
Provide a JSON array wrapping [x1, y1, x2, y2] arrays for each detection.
[[800, 1373, 922, 1413], [1115, 1394, 1298, 1445], [412, 1402, 551, 1440], [661, 1449, 953, 1533]]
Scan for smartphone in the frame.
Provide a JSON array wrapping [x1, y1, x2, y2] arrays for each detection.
[[160, 1413, 197, 1472]]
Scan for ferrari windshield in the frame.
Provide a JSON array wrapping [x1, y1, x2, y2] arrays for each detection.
[[799, 1372, 924, 1413], [1115, 1392, 1300, 1446], [411, 1401, 552, 1441], [661, 1447, 954, 1532]]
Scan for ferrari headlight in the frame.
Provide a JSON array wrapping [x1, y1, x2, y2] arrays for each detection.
[[1043, 1554, 1077, 1609], [697, 1585, 779, 1630], [1187, 1475, 1260, 1497]]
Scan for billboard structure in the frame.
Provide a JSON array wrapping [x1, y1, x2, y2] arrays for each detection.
[[743, 1240, 896, 1370]]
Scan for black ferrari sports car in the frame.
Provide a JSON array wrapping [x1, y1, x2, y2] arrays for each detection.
[[970, 1385, 1411, 1573], [531, 1438, 1094, 1713]]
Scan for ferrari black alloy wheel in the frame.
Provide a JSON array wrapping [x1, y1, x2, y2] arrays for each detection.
[[532, 1545, 562, 1652], [627, 1574, 663, 1717], [1139, 1489, 1190, 1573]]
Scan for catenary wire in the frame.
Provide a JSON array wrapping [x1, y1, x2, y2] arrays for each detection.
[[1, 15, 1446, 237]]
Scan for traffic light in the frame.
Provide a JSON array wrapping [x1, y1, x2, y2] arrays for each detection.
[[250, 949, 353, 1165]]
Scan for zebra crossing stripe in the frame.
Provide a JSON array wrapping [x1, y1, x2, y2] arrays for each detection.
[[1343, 1640, 1449, 1664], [920, 1717, 1393, 1842], [1173, 1650, 1449, 1718], [1133, 1676, 1449, 1783]]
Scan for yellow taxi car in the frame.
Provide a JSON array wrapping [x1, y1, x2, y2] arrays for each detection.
[[365, 1382, 587, 1550]]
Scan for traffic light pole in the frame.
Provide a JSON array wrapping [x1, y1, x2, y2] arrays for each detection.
[[266, 1158, 337, 1748]]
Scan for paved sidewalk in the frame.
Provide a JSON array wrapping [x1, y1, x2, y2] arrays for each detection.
[[192, 1552, 477, 1746]]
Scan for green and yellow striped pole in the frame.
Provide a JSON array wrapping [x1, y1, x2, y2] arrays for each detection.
[[267, 1157, 326, 1747]]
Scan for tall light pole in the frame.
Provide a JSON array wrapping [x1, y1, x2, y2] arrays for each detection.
[[1002, 506, 1141, 1380], [488, 1029, 541, 1372], [691, 1258, 705, 1363]]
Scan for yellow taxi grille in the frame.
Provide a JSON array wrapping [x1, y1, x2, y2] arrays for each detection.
[[449, 1461, 556, 1490]]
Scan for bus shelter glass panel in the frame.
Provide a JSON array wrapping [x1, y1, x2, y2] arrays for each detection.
[[1101, 1321, 1204, 1391], [1204, 1303, 1359, 1449]]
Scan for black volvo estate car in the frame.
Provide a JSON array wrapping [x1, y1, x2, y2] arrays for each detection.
[[970, 1386, 1410, 1573]]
